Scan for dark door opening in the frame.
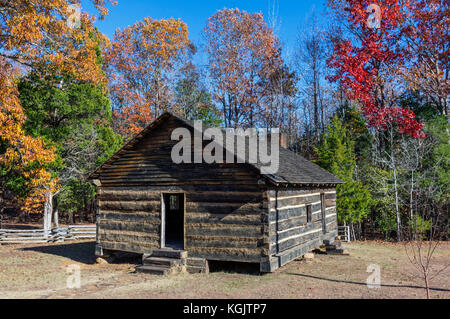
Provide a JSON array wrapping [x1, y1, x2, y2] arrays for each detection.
[[162, 193, 184, 250]]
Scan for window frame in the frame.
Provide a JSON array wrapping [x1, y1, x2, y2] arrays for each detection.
[[169, 195, 179, 210], [306, 204, 312, 223]]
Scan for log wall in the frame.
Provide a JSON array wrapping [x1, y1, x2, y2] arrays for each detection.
[[260, 188, 337, 272], [95, 117, 266, 262]]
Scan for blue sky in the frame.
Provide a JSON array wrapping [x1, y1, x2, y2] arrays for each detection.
[[83, 0, 329, 59]]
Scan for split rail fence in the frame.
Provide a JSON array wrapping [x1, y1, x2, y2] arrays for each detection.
[[0, 225, 96, 244], [338, 225, 351, 242]]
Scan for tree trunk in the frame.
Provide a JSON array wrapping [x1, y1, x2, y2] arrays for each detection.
[[424, 273, 430, 299], [410, 171, 415, 240], [53, 196, 59, 228], [0, 189, 3, 229], [68, 212, 74, 225], [390, 128, 401, 242], [393, 166, 401, 241], [43, 192, 53, 238]]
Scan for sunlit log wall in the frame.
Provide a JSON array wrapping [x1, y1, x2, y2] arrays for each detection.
[[260, 189, 337, 272], [93, 116, 338, 272]]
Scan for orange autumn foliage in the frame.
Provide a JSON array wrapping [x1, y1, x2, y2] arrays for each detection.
[[106, 17, 191, 140], [204, 9, 283, 127], [0, 61, 58, 213], [400, 0, 449, 115], [0, 0, 115, 213]]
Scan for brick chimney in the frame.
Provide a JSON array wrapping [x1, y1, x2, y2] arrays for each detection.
[[280, 133, 288, 149], [266, 132, 288, 149]]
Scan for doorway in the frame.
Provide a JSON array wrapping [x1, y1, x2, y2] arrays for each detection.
[[161, 193, 185, 250]]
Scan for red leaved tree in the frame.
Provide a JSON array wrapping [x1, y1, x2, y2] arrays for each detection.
[[327, 0, 425, 138]]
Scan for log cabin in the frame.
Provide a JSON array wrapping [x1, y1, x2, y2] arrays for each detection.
[[88, 112, 342, 273]]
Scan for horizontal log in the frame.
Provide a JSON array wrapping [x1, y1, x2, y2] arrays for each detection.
[[269, 229, 322, 254], [325, 214, 337, 224], [268, 206, 306, 222], [1, 236, 47, 241], [186, 202, 263, 215], [102, 166, 257, 177], [187, 247, 262, 263], [186, 235, 261, 249], [186, 192, 263, 203], [99, 240, 159, 255], [271, 221, 322, 243], [0, 232, 46, 237], [185, 224, 262, 238], [68, 225, 96, 229], [268, 195, 321, 209], [98, 220, 160, 233], [267, 189, 334, 197], [98, 230, 159, 244], [100, 184, 261, 193], [0, 229, 45, 233], [98, 190, 161, 202], [325, 199, 336, 206], [262, 236, 325, 272], [98, 211, 160, 223], [268, 215, 306, 233], [71, 235, 96, 239], [99, 175, 259, 186], [1, 240, 48, 244], [99, 200, 160, 212], [186, 213, 261, 226], [324, 192, 337, 200]]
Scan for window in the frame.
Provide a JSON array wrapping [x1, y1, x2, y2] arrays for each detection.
[[306, 204, 312, 223], [321, 193, 327, 234], [169, 195, 179, 210]]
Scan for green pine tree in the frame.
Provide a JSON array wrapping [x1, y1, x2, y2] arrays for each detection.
[[18, 72, 122, 222], [316, 115, 372, 225]]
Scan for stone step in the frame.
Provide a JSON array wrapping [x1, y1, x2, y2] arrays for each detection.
[[186, 265, 208, 274], [185, 257, 209, 274], [326, 241, 342, 251], [186, 257, 207, 267], [327, 248, 349, 255], [135, 265, 169, 275], [152, 248, 187, 259], [144, 256, 181, 267]]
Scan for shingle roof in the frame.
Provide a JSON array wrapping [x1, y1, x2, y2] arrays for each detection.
[[89, 112, 343, 186]]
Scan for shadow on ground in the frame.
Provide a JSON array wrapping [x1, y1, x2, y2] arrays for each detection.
[[287, 272, 450, 292], [21, 241, 98, 264], [209, 261, 262, 275], [21, 241, 142, 265]]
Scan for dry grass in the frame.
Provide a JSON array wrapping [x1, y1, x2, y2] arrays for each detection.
[[0, 240, 449, 299]]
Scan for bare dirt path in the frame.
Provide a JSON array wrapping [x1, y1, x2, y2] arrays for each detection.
[[0, 241, 448, 299]]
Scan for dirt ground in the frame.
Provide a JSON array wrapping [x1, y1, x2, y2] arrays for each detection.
[[0, 240, 448, 299]]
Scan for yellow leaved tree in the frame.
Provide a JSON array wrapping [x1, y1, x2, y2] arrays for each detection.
[[0, 0, 115, 219]]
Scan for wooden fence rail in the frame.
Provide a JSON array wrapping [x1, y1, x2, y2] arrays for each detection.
[[0, 225, 96, 244], [338, 225, 351, 242]]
